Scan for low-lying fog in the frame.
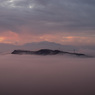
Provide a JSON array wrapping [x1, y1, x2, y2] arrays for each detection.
[[0, 54, 95, 95]]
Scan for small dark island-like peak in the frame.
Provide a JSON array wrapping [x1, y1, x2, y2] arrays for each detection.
[[11, 49, 91, 57]]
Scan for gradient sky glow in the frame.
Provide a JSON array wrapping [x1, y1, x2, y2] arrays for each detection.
[[0, 0, 95, 45]]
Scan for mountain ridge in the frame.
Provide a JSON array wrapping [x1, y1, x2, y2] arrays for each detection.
[[11, 49, 91, 57], [0, 41, 78, 52], [0, 41, 95, 56]]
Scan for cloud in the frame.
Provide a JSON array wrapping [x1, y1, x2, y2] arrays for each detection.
[[0, 0, 95, 45]]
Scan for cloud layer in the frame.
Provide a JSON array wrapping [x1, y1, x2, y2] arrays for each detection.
[[0, 0, 95, 45]]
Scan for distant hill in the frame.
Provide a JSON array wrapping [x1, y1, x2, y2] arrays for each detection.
[[0, 41, 95, 56], [11, 49, 90, 57], [22, 41, 78, 51], [0, 41, 78, 52]]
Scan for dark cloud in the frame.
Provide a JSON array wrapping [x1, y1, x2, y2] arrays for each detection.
[[79, 0, 95, 5], [0, 0, 95, 35]]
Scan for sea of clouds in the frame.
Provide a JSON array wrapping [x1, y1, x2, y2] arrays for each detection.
[[0, 54, 95, 95]]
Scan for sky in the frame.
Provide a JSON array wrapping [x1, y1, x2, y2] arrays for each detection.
[[0, 0, 95, 45]]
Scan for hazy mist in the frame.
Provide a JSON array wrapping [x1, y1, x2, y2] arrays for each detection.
[[0, 55, 95, 95]]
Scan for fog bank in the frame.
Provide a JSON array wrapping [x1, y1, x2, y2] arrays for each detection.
[[0, 55, 95, 95]]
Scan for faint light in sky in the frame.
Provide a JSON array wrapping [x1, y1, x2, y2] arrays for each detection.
[[9, 0, 14, 2], [29, 5, 34, 9]]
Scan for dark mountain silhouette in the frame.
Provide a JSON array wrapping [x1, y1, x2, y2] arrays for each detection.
[[11, 49, 90, 57], [0, 41, 95, 56]]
